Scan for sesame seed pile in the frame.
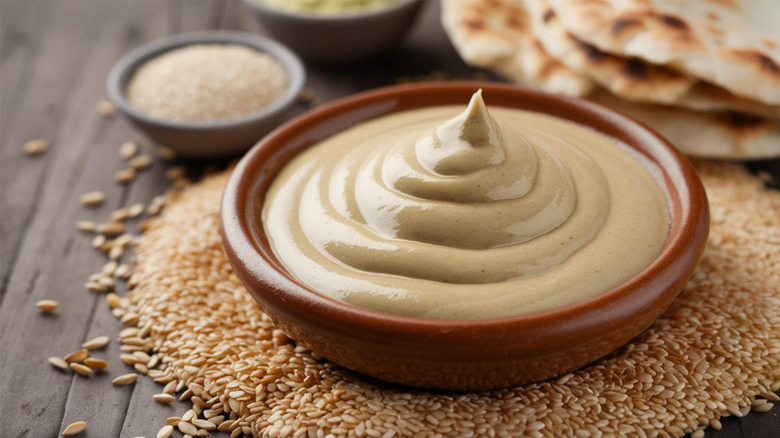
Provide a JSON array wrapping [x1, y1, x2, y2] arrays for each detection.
[[113, 161, 779, 438], [126, 44, 287, 122]]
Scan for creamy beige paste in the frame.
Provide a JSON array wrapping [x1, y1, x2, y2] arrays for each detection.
[[262, 91, 669, 319]]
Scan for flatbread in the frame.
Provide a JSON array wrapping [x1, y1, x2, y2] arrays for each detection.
[[679, 82, 780, 119], [591, 91, 780, 159], [441, 0, 780, 159], [526, 0, 780, 119], [440, 0, 593, 96], [526, 0, 692, 101], [548, 0, 780, 105]]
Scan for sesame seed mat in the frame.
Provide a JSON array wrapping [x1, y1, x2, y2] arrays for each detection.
[[118, 161, 779, 438]]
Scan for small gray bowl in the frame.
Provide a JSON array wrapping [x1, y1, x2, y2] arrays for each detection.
[[107, 31, 305, 158], [242, 0, 424, 63]]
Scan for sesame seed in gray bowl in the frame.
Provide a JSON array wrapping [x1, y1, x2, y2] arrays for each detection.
[[107, 31, 305, 158]]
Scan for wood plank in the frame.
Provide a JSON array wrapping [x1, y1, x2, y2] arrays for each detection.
[[53, 2, 174, 437], [0, 0, 130, 433], [0, 0, 169, 435], [0, 0, 53, 132], [731, 407, 780, 438], [0, 0, 103, 300]]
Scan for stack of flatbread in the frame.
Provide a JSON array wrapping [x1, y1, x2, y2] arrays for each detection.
[[441, 0, 780, 159]]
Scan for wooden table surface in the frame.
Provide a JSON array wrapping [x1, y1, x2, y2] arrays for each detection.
[[1, 1, 778, 437]]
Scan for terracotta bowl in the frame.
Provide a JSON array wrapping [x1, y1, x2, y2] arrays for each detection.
[[220, 82, 710, 391]]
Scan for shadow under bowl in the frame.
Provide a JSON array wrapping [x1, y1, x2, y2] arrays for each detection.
[[106, 31, 305, 158], [220, 82, 710, 391], [241, 0, 425, 63]]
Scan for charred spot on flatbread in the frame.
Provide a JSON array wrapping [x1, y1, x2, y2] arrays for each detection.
[[573, 38, 605, 62], [656, 13, 687, 30], [722, 49, 780, 79], [549, 0, 780, 104], [462, 20, 485, 33], [718, 112, 778, 153], [543, 8, 556, 23], [609, 16, 642, 39], [724, 112, 768, 129], [622, 59, 648, 79]]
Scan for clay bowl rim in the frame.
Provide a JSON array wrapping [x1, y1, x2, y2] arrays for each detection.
[[220, 81, 709, 346], [106, 30, 305, 131], [241, 0, 423, 21]]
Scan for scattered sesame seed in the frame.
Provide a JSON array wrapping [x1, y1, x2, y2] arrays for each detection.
[[109, 245, 124, 261], [111, 207, 131, 221], [121, 312, 139, 326], [177, 422, 198, 435], [63, 349, 88, 363], [114, 264, 131, 280], [97, 221, 125, 236], [114, 233, 134, 247], [106, 293, 123, 309], [85, 281, 108, 293], [48, 357, 70, 371], [156, 425, 173, 438], [191, 419, 216, 431], [156, 146, 177, 161], [83, 357, 108, 371], [112, 373, 138, 386], [91, 234, 106, 249], [70, 363, 92, 377], [23, 139, 49, 156], [102, 261, 118, 276], [162, 380, 177, 395], [98, 277, 116, 289], [97, 100, 116, 117], [115, 168, 137, 184], [153, 393, 176, 404], [81, 335, 110, 350], [128, 154, 154, 171], [76, 220, 96, 232], [61, 421, 86, 436], [80, 191, 105, 207], [120, 141, 139, 160], [36, 299, 59, 313], [128, 203, 145, 218]]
